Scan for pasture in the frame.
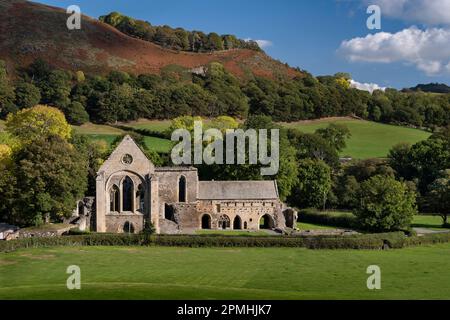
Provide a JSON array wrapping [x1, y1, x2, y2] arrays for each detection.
[[69, 118, 431, 159], [1, 244, 449, 300], [282, 118, 431, 159]]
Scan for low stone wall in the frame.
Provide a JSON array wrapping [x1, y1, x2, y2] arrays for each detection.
[[19, 226, 74, 238]]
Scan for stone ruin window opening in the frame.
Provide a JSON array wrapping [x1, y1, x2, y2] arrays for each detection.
[[136, 183, 145, 213], [178, 175, 186, 203], [218, 215, 230, 230], [233, 215, 242, 230], [123, 221, 135, 234], [201, 214, 211, 229], [165, 203, 176, 222], [259, 214, 274, 230], [109, 185, 120, 213], [122, 176, 134, 212]]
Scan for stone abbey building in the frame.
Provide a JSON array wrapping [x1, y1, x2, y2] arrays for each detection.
[[91, 135, 296, 234]]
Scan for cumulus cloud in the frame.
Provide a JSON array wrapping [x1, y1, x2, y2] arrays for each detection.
[[245, 38, 273, 49], [363, 0, 450, 25], [350, 79, 386, 93], [338, 26, 450, 75]]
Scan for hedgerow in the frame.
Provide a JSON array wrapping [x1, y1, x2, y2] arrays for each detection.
[[1, 232, 449, 252]]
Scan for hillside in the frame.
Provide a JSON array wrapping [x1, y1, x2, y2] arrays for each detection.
[[0, 0, 300, 79], [405, 83, 450, 94]]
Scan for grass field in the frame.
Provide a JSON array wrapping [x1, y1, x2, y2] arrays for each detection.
[[1, 244, 450, 300], [412, 215, 448, 230], [8, 117, 432, 159], [72, 123, 174, 153], [282, 118, 431, 159]]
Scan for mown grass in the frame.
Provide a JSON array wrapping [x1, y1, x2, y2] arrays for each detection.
[[296, 222, 336, 231], [412, 215, 449, 230], [1, 244, 450, 299], [282, 118, 431, 159]]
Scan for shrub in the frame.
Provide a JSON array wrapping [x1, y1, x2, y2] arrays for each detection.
[[299, 209, 357, 229], [354, 175, 417, 232]]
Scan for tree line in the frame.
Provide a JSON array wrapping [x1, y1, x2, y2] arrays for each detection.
[[1, 59, 449, 131], [99, 12, 261, 52], [1, 107, 448, 232]]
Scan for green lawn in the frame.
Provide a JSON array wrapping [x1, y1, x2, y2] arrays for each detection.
[[297, 222, 336, 231], [1, 245, 450, 299], [282, 118, 431, 159], [412, 215, 448, 230]]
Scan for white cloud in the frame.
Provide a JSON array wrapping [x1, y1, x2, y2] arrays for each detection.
[[363, 0, 450, 25], [338, 26, 450, 75], [255, 40, 273, 49], [245, 38, 273, 49], [350, 79, 386, 93]]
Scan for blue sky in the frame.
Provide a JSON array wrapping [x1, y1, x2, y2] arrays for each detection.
[[39, 0, 450, 89]]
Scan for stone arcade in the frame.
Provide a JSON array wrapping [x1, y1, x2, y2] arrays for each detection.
[[89, 135, 296, 234]]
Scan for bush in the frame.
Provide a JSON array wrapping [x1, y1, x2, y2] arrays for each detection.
[[299, 209, 357, 229], [1, 232, 449, 252]]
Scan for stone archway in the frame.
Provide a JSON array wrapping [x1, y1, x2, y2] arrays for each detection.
[[218, 215, 231, 230], [259, 214, 274, 230], [233, 216, 242, 230], [201, 214, 212, 229]]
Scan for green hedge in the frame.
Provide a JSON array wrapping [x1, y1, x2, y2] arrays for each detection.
[[299, 209, 357, 229], [1, 232, 449, 252]]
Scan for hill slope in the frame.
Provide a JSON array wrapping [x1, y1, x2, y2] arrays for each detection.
[[406, 83, 450, 94], [0, 0, 300, 79]]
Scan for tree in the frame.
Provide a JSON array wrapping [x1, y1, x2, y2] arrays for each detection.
[[354, 175, 417, 232], [290, 159, 331, 209], [0, 60, 15, 118], [14, 82, 41, 109], [7, 135, 88, 226], [62, 101, 89, 125], [5, 105, 72, 144], [426, 170, 450, 226], [388, 142, 414, 179], [316, 123, 351, 152]]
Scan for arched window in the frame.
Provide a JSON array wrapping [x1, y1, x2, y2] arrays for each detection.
[[201, 214, 211, 229], [109, 185, 120, 212], [218, 215, 230, 230], [244, 222, 248, 229], [123, 221, 135, 234], [122, 176, 134, 212], [178, 176, 186, 203], [136, 184, 145, 213], [233, 216, 242, 230]]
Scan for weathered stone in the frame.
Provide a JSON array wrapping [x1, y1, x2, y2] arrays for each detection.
[[93, 135, 296, 234]]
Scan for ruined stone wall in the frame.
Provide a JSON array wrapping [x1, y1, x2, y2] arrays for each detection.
[[155, 168, 198, 219], [104, 214, 144, 233], [172, 200, 286, 231]]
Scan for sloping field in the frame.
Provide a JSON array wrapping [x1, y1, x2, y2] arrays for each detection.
[[282, 118, 431, 159]]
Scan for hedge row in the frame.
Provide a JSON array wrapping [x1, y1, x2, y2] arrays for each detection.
[[299, 209, 357, 230], [2, 232, 448, 252]]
